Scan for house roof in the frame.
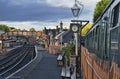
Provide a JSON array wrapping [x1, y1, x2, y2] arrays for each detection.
[[55, 31, 64, 39], [55, 30, 74, 43]]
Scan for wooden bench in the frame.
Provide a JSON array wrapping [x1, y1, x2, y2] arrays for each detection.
[[61, 67, 71, 79], [57, 55, 64, 66]]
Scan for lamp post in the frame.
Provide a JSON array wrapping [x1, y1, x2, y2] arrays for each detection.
[[71, 1, 80, 78], [60, 21, 63, 49], [70, 0, 89, 78], [71, 0, 81, 56], [48, 32, 52, 46], [71, 0, 89, 78]]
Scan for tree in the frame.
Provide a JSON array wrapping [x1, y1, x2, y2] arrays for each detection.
[[22, 29, 28, 31], [9, 27, 22, 31], [93, 0, 110, 22], [29, 27, 36, 32], [62, 41, 75, 66], [0, 24, 10, 32], [9, 27, 16, 31]]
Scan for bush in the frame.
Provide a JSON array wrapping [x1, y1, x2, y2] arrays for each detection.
[[62, 41, 75, 66]]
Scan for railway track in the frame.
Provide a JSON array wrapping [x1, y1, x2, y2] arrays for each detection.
[[0, 44, 36, 79]]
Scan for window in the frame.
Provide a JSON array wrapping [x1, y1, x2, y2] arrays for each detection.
[[112, 3, 119, 27], [110, 27, 119, 66], [94, 26, 99, 54]]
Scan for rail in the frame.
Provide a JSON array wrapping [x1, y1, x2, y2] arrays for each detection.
[[0, 45, 35, 78]]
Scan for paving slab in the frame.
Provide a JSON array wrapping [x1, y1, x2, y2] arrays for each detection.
[[6, 46, 43, 79], [25, 51, 62, 79]]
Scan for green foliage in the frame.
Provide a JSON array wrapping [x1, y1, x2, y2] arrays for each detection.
[[9, 27, 17, 31], [29, 27, 36, 32], [22, 29, 28, 31], [62, 41, 75, 66], [9, 27, 22, 31], [93, 0, 110, 22], [0, 24, 10, 32]]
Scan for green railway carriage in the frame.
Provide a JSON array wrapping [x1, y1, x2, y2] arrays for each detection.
[[85, 0, 120, 67]]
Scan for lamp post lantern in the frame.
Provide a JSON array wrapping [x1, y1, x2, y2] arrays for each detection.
[[71, 2, 80, 18]]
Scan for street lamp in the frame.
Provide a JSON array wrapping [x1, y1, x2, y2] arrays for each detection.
[[60, 21, 63, 31], [48, 32, 52, 46], [71, 0, 86, 78], [71, 0, 82, 57], [71, 0, 89, 78], [60, 21, 63, 49], [71, 1, 81, 79]]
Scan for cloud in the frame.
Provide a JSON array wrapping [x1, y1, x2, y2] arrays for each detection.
[[0, 0, 101, 30], [0, 0, 45, 6], [44, 0, 100, 21], [0, 0, 72, 22], [0, 0, 100, 9], [46, 0, 74, 8], [0, 21, 44, 30], [46, 0, 100, 9], [0, 20, 72, 31], [0, 21, 65, 30]]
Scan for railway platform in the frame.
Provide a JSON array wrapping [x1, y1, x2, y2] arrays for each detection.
[[25, 50, 62, 79], [6, 46, 61, 79]]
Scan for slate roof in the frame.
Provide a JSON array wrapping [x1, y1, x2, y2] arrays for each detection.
[[55, 30, 74, 44]]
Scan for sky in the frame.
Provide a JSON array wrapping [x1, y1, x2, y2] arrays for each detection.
[[0, 0, 100, 31]]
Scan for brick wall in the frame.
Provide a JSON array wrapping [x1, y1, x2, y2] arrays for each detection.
[[48, 45, 61, 55], [81, 46, 120, 79]]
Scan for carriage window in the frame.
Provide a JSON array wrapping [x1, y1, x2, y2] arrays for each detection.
[[112, 3, 119, 27], [110, 27, 119, 66]]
